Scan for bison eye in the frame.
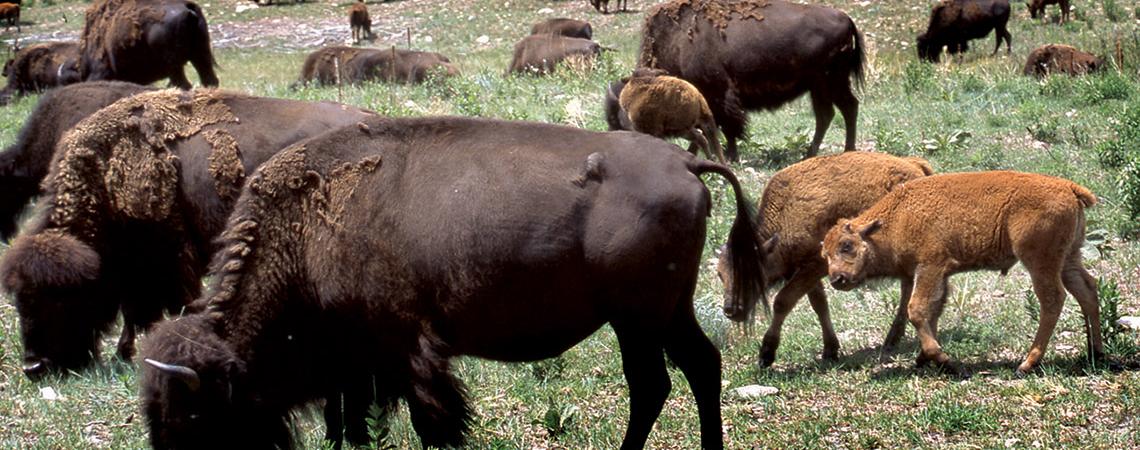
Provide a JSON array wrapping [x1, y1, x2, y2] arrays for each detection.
[[840, 241, 854, 255]]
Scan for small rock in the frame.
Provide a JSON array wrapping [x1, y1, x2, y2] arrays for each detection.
[[731, 385, 778, 399], [40, 387, 59, 401], [476, 35, 490, 45], [235, 2, 257, 13], [538, 8, 554, 14], [1118, 316, 1140, 330]]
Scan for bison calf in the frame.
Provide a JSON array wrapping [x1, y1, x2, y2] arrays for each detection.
[[1024, 44, 1103, 77], [613, 68, 726, 163], [508, 34, 602, 75], [917, 0, 1012, 63], [1028, 0, 1069, 23], [718, 152, 933, 367], [822, 171, 1102, 375], [349, 1, 373, 43], [296, 46, 459, 86], [0, 3, 18, 30]]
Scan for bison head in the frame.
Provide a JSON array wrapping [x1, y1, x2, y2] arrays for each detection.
[[821, 219, 881, 291], [916, 34, 941, 63], [717, 236, 778, 322], [0, 231, 108, 378], [140, 314, 291, 449]]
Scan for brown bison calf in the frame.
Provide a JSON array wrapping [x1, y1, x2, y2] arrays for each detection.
[[1028, 0, 1069, 23], [530, 18, 593, 40], [508, 34, 601, 75], [0, 3, 18, 29], [718, 152, 933, 366], [1024, 44, 1103, 77], [349, 1, 372, 43], [616, 68, 726, 163], [296, 46, 459, 86], [822, 171, 1102, 375], [1, 41, 82, 104]]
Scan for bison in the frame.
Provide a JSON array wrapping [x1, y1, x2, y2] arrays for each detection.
[[0, 81, 153, 242], [530, 17, 593, 39], [614, 68, 726, 163], [638, 0, 865, 162], [1, 41, 82, 104], [1028, 0, 1069, 23], [78, 0, 219, 89], [140, 115, 767, 450], [295, 46, 459, 87], [917, 0, 1012, 63], [0, 89, 374, 380], [822, 171, 1102, 376], [717, 152, 934, 367], [0, 2, 18, 30], [1024, 44, 1103, 77], [349, 1, 373, 43], [590, 0, 628, 14], [508, 34, 602, 75]]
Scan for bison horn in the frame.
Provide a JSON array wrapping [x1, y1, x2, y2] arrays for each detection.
[[144, 358, 201, 392]]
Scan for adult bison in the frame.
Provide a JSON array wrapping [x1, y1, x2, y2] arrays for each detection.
[[78, 0, 219, 89], [0, 81, 153, 241], [508, 34, 602, 75], [0, 89, 373, 380], [530, 17, 593, 40], [295, 46, 459, 86], [917, 0, 1011, 63], [638, 0, 865, 161], [140, 116, 766, 450], [1028, 0, 1068, 23], [1, 41, 82, 103]]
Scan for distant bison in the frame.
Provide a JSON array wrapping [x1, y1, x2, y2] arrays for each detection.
[[78, 0, 219, 89], [589, 0, 627, 14], [638, 0, 865, 161], [613, 68, 726, 163], [508, 34, 602, 75], [1024, 44, 1102, 77], [1, 41, 82, 104], [0, 89, 373, 379], [349, 1, 373, 43], [1028, 0, 1069, 23], [0, 2, 18, 29], [917, 0, 1012, 63], [530, 18, 593, 40], [0, 81, 153, 241], [296, 46, 459, 86]]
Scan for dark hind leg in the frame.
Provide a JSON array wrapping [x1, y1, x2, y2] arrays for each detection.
[[1061, 250, 1104, 361], [663, 305, 724, 449], [717, 88, 746, 163], [807, 90, 836, 158], [992, 26, 1012, 56], [405, 335, 470, 448], [759, 274, 825, 367], [168, 67, 193, 90], [613, 323, 671, 450], [882, 278, 913, 353], [832, 79, 859, 152]]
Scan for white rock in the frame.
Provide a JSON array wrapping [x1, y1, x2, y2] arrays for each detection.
[[1117, 316, 1140, 330], [424, 36, 433, 43], [235, 2, 258, 13], [40, 387, 59, 401], [538, 8, 554, 14], [476, 35, 490, 45], [731, 384, 778, 399]]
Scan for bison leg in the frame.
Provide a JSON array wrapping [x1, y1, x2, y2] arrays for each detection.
[[663, 305, 724, 450], [759, 274, 825, 367], [717, 89, 747, 163], [700, 119, 727, 164], [805, 281, 841, 362], [1061, 252, 1105, 361], [908, 267, 958, 373], [115, 324, 137, 361], [405, 337, 470, 448], [168, 67, 193, 90], [1020, 266, 1066, 373], [806, 91, 836, 158], [684, 127, 714, 161], [833, 82, 859, 152], [614, 325, 670, 450], [881, 277, 913, 353], [992, 27, 1012, 56], [323, 392, 346, 449]]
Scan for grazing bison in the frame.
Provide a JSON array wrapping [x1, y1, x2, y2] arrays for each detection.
[[614, 68, 726, 163], [917, 0, 1012, 63], [295, 46, 459, 86], [0, 89, 374, 380], [508, 34, 602, 75], [822, 171, 1102, 375], [530, 17, 594, 40], [0, 2, 18, 29], [0, 41, 82, 104], [349, 0, 372, 43], [1028, 0, 1069, 23], [140, 115, 766, 450], [639, 0, 865, 162], [1024, 44, 1103, 77], [0, 81, 153, 242], [717, 152, 934, 367], [79, 0, 219, 89]]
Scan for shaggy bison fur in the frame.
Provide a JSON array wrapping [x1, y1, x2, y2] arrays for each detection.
[[614, 68, 726, 163], [530, 17, 593, 39], [917, 0, 1012, 63], [1028, 0, 1069, 23], [0, 81, 153, 241], [638, 0, 865, 161], [1, 41, 82, 104], [822, 171, 1102, 375], [139, 115, 767, 450], [717, 152, 934, 367], [0, 89, 373, 380], [508, 34, 602, 75], [78, 0, 219, 89], [1023, 44, 1103, 77], [295, 46, 459, 86]]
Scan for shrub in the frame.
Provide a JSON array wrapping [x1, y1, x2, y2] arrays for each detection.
[[903, 60, 936, 95]]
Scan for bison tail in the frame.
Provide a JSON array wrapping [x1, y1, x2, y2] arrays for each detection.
[[850, 24, 866, 93], [688, 160, 768, 320], [1071, 183, 1098, 208]]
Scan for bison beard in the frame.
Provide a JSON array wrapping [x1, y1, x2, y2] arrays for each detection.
[[140, 116, 768, 450]]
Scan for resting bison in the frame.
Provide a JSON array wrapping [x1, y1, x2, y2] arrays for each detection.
[[822, 171, 1102, 375], [78, 0, 219, 89], [348, 1, 372, 43], [1028, 0, 1068, 23], [508, 34, 602, 75], [917, 0, 1012, 63], [615, 68, 726, 163], [140, 116, 766, 450], [639, 0, 865, 161], [295, 46, 459, 86], [0, 81, 153, 242], [717, 152, 933, 367], [0, 89, 373, 379], [530, 17, 593, 39], [0, 41, 82, 104], [1024, 44, 1102, 77]]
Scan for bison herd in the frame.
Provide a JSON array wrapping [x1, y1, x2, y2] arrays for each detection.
[[0, 0, 1122, 448]]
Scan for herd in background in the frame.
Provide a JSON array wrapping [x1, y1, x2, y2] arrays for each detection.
[[0, 0, 1122, 448]]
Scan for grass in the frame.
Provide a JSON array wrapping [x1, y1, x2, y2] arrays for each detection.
[[2, 0, 1140, 448]]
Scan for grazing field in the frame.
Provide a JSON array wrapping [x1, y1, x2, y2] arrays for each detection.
[[1, 0, 1139, 448]]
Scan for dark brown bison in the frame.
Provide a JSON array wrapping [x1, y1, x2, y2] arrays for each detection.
[[78, 0, 219, 89], [0, 2, 18, 29], [348, 1, 372, 43], [1024, 44, 1103, 77], [638, 0, 865, 161], [530, 17, 593, 40], [1028, 0, 1068, 23], [295, 46, 459, 87], [140, 116, 767, 450], [604, 78, 632, 131], [1, 41, 82, 104], [0, 81, 153, 242], [917, 0, 1012, 63], [0, 89, 373, 380], [589, 0, 627, 14], [508, 34, 602, 75]]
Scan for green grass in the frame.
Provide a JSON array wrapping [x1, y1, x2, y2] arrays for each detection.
[[2, 0, 1140, 448]]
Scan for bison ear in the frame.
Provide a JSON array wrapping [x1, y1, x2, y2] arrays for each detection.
[[762, 235, 779, 255], [859, 220, 882, 239], [842, 221, 854, 235]]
